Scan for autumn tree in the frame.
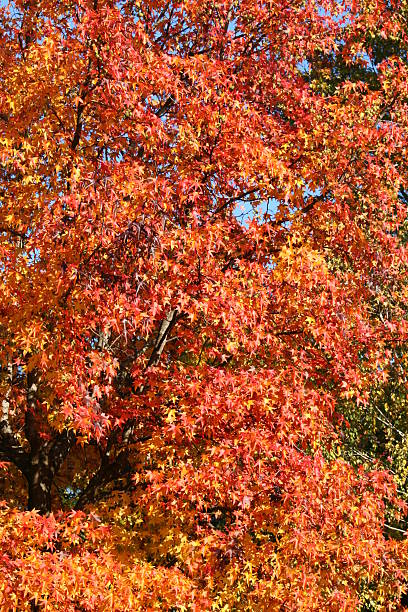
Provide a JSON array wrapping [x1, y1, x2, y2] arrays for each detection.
[[305, 0, 408, 545], [1, 0, 408, 609]]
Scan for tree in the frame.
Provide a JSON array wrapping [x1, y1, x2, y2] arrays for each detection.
[[1, 0, 408, 609], [305, 0, 408, 574]]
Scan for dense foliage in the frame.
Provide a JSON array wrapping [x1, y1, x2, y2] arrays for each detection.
[[2, 0, 408, 609]]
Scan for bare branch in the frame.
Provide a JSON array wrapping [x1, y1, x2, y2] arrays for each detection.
[[146, 308, 179, 369]]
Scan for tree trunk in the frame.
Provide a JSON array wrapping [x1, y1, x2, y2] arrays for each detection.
[[23, 430, 75, 514], [26, 454, 53, 514]]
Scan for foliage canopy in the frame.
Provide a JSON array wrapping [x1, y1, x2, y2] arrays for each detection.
[[2, 0, 408, 609]]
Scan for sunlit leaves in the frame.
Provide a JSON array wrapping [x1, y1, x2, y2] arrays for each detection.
[[1, 0, 408, 608]]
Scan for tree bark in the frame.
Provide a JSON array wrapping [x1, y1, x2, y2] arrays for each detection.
[[26, 452, 53, 513], [25, 430, 76, 514]]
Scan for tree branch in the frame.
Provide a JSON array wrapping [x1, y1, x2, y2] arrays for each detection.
[[146, 308, 179, 369], [49, 429, 76, 476], [74, 449, 131, 510]]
